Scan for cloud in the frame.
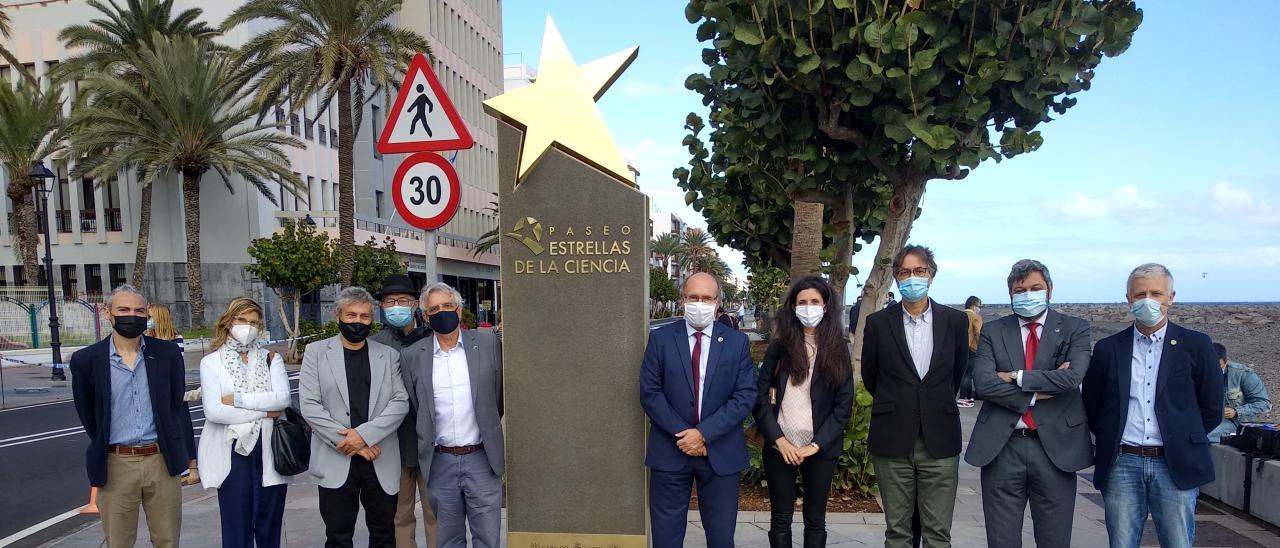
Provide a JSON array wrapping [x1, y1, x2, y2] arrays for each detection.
[[1052, 184, 1160, 221], [1209, 181, 1277, 224]]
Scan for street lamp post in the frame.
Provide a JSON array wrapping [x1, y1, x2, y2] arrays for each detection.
[[30, 160, 64, 382]]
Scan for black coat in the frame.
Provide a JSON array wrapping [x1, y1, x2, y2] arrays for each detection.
[[752, 340, 855, 459], [860, 300, 969, 459]]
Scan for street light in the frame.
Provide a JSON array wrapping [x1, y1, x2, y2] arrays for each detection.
[[30, 160, 64, 382]]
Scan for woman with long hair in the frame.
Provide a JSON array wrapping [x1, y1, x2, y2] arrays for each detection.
[[145, 303, 184, 351], [197, 297, 291, 547], [753, 276, 855, 548]]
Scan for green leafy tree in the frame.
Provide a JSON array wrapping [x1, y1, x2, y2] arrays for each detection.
[[649, 267, 679, 318], [69, 35, 305, 326], [677, 228, 720, 274], [0, 81, 69, 285], [745, 265, 788, 338], [351, 235, 407, 295], [681, 0, 1141, 379], [223, 0, 430, 286], [56, 0, 226, 287], [651, 232, 682, 275], [472, 201, 500, 257], [246, 219, 340, 362]]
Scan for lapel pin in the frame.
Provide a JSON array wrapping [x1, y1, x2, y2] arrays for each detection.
[[1171, 340, 1177, 346], [1054, 328, 1060, 333], [717, 337, 723, 342]]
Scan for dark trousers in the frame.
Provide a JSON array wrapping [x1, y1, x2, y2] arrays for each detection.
[[218, 443, 288, 548], [649, 457, 740, 548], [318, 458, 397, 548], [762, 445, 838, 533], [957, 350, 977, 400]]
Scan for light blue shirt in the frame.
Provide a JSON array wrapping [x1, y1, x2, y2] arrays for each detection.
[[686, 320, 713, 421], [1121, 323, 1167, 447], [108, 336, 157, 445], [902, 303, 934, 379]]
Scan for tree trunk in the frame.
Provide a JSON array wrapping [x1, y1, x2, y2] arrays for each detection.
[[336, 79, 356, 287], [790, 200, 824, 281], [277, 290, 300, 363], [181, 171, 206, 327], [829, 188, 855, 297], [7, 178, 41, 285], [850, 176, 927, 381], [131, 182, 153, 288]]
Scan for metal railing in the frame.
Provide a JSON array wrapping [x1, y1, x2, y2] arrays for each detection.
[[104, 208, 122, 231], [80, 210, 97, 232], [55, 210, 72, 233]]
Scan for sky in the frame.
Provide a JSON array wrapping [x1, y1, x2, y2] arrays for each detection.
[[500, 1, 1280, 304]]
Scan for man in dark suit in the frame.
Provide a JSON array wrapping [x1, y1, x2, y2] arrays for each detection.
[[1082, 263, 1223, 548], [861, 245, 969, 548], [641, 272, 757, 548], [71, 285, 195, 548], [965, 260, 1093, 548]]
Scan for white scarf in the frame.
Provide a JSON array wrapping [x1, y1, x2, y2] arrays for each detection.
[[221, 344, 272, 456]]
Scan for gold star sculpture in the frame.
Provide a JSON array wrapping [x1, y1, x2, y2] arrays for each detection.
[[483, 16, 638, 187]]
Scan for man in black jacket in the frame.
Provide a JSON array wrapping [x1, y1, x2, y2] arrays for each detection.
[[861, 245, 969, 548]]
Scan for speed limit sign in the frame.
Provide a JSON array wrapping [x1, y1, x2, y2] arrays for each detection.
[[391, 152, 461, 230]]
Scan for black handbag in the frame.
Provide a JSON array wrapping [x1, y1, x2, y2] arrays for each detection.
[[272, 406, 311, 476]]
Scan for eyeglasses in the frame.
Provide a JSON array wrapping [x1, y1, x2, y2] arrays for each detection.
[[683, 295, 718, 304], [232, 318, 265, 329], [895, 267, 931, 279], [382, 297, 416, 307], [425, 302, 459, 315]]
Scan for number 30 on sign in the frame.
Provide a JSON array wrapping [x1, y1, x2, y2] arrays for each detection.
[[391, 152, 461, 231]]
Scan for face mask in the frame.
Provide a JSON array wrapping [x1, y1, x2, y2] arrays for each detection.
[[684, 302, 716, 329], [146, 319, 155, 331], [897, 277, 930, 302], [428, 310, 461, 334], [795, 305, 825, 328], [230, 324, 260, 346], [1011, 290, 1048, 318], [113, 315, 148, 339], [1130, 298, 1165, 327], [383, 306, 414, 328], [338, 321, 371, 344]]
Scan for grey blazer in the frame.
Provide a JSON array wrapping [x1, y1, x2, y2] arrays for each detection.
[[299, 336, 409, 494], [964, 309, 1095, 473], [401, 330, 504, 476]]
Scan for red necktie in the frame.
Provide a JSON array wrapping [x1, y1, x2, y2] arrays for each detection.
[[692, 331, 703, 425], [1023, 322, 1039, 429]]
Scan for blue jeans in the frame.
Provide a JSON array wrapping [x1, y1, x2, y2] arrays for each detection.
[[1102, 453, 1197, 548], [427, 448, 502, 548]]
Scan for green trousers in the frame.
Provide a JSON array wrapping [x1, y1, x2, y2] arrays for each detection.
[[872, 436, 959, 548]]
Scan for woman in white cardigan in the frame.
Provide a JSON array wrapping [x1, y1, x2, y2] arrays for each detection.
[[198, 297, 291, 548]]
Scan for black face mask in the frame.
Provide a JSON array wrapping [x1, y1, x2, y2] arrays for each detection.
[[338, 321, 372, 344], [428, 310, 461, 334], [112, 315, 148, 339]]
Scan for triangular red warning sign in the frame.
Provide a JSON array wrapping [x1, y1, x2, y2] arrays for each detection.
[[377, 53, 474, 154]]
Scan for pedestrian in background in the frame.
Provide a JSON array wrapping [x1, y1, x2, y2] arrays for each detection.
[[957, 296, 983, 408], [144, 302, 200, 484], [1208, 343, 1271, 442]]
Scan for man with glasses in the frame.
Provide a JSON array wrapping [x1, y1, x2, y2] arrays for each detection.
[[641, 272, 757, 548], [399, 283, 505, 548], [369, 274, 437, 548], [861, 245, 970, 548]]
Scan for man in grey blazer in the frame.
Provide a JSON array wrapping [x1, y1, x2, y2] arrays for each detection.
[[401, 282, 504, 548], [965, 260, 1093, 548], [300, 287, 409, 548]]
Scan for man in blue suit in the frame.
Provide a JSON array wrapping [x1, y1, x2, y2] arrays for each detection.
[[1082, 263, 1223, 548], [641, 272, 757, 548]]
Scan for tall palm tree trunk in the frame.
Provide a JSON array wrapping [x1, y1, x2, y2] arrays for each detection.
[[181, 171, 205, 327], [336, 79, 356, 286], [790, 200, 824, 280], [131, 182, 153, 287], [7, 180, 42, 286]]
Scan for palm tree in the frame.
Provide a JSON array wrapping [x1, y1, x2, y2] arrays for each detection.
[[223, 0, 430, 286], [69, 35, 304, 326], [56, 0, 224, 288], [651, 232, 681, 277], [678, 228, 718, 274], [0, 81, 69, 285], [472, 201, 499, 258], [0, 6, 37, 86]]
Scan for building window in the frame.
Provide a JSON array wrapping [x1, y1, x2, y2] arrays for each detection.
[[104, 178, 122, 231], [13, 265, 26, 286], [304, 118, 314, 140], [80, 177, 97, 232], [55, 175, 72, 233], [318, 124, 327, 145], [330, 128, 338, 148], [0, 266, 7, 287], [289, 113, 300, 136], [108, 264, 127, 290], [60, 264, 78, 298], [85, 264, 103, 297], [370, 105, 381, 158], [375, 190, 384, 218], [274, 107, 285, 129]]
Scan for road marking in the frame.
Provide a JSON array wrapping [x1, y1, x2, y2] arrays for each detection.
[[0, 426, 82, 444], [0, 507, 81, 547]]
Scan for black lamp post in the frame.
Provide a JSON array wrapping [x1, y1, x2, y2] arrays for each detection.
[[30, 160, 64, 382]]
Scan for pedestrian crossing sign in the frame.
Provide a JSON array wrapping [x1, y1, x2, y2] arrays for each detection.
[[377, 52, 475, 154]]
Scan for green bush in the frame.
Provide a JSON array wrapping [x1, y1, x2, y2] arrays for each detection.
[[460, 308, 478, 329]]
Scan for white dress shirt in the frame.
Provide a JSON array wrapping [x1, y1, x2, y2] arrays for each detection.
[[1121, 323, 1167, 447], [1013, 311, 1048, 428], [686, 320, 713, 422], [902, 303, 934, 379], [432, 333, 482, 447]]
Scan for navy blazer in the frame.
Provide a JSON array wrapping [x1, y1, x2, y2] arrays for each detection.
[[1081, 322, 1223, 491], [640, 320, 757, 476], [71, 336, 195, 486]]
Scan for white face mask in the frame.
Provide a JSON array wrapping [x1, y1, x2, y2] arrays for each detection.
[[230, 324, 260, 346], [795, 305, 825, 328], [684, 302, 717, 329]]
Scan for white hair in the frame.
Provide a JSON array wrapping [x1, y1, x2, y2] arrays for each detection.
[[107, 284, 148, 308], [1127, 263, 1174, 292], [335, 286, 377, 316], [420, 282, 463, 310]]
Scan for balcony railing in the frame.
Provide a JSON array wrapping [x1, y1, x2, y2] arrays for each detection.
[[356, 218, 424, 241], [55, 210, 73, 233], [80, 210, 97, 232], [104, 208, 122, 232]]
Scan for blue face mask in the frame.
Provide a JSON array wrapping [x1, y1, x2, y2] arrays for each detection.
[[383, 306, 414, 328], [898, 276, 930, 302], [1130, 298, 1164, 327], [1011, 290, 1048, 318]]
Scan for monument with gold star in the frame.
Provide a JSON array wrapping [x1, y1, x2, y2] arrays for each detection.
[[484, 16, 649, 547]]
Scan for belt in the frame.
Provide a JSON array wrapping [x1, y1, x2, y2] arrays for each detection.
[[435, 443, 483, 456], [1011, 428, 1038, 438], [108, 443, 160, 456], [1120, 444, 1164, 457]]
